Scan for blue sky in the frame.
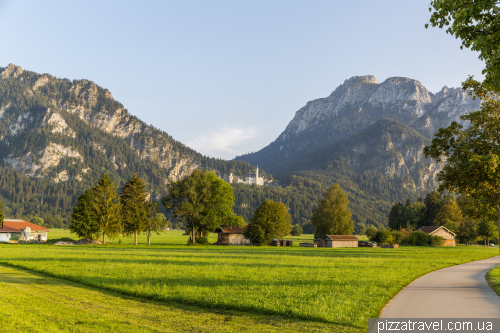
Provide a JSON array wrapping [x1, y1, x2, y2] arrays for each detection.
[[0, 0, 484, 159]]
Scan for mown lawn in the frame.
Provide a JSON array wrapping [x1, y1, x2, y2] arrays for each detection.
[[0, 237, 496, 331]]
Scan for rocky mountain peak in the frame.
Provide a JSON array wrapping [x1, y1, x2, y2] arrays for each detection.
[[1, 63, 24, 79], [332, 75, 379, 93]]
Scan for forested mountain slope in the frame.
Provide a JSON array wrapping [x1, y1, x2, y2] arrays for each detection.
[[0, 64, 265, 226]]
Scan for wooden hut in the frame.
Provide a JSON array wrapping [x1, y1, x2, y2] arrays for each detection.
[[316, 235, 359, 248], [417, 226, 456, 246], [214, 225, 251, 245]]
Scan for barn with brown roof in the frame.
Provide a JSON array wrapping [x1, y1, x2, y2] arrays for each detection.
[[315, 235, 359, 248], [417, 226, 456, 246], [214, 225, 251, 245], [0, 219, 50, 243]]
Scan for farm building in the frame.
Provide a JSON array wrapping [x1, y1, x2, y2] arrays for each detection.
[[214, 225, 252, 245], [417, 226, 456, 246], [0, 219, 50, 243], [315, 235, 359, 248]]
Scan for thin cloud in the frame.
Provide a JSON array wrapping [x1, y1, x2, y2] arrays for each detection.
[[187, 125, 257, 159]]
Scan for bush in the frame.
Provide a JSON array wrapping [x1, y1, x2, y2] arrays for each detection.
[[291, 224, 303, 236], [391, 231, 406, 245], [374, 230, 393, 245], [366, 225, 378, 241], [409, 231, 430, 246], [430, 235, 443, 247]]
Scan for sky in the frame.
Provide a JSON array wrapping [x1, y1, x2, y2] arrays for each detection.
[[0, 0, 485, 159]]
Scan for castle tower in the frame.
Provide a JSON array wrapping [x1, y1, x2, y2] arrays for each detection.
[[229, 173, 233, 183]]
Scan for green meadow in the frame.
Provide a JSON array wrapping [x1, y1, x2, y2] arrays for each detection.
[[0, 230, 496, 331]]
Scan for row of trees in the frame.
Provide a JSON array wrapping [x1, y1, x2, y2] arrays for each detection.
[[71, 173, 167, 245]]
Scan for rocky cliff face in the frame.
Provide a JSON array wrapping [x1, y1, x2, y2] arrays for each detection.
[[235, 75, 480, 176]]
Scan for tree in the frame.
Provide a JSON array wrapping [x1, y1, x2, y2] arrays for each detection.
[[366, 225, 378, 241], [424, 79, 500, 252], [427, 0, 500, 93], [92, 174, 122, 244], [145, 203, 167, 246], [243, 200, 291, 246], [355, 222, 366, 236], [422, 191, 442, 226], [478, 219, 497, 245], [457, 217, 479, 245], [70, 190, 100, 244], [374, 230, 393, 245], [121, 174, 150, 245], [311, 184, 354, 239], [161, 170, 243, 244], [291, 224, 303, 236], [433, 196, 463, 228], [30, 216, 44, 226]]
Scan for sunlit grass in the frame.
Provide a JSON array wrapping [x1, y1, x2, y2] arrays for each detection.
[[0, 240, 496, 330]]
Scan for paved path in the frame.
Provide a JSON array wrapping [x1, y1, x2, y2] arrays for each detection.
[[380, 256, 500, 318]]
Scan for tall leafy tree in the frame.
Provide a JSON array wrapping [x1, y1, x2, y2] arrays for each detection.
[[243, 200, 291, 246], [457, 217, 479, 246], [427, 0, 500, 92], [478, 219, 497, 246], [92, 173, 122, 244], [145, 202, 167, 246], [161, 170, 243, 244], [311, 184, 354, 239], [433, 196, 463, 228], [70, 190, 100, 244], [424, 79, 500, 252], [121, 174, 150, 245]]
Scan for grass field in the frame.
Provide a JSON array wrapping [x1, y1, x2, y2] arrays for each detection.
[[0, 264, 345, 332], [0, 230, 497, 331], [486, 264, 500, 298]]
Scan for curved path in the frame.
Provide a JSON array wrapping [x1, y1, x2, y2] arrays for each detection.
[[381, 255, 500, 318]]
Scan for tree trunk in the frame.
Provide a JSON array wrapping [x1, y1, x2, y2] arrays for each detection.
[[102, 232, 105, 245], [134, 230, 137, 245], [148, 231, 151, 246], [191, 225, 195, 244], [497, 206, 500, 254]]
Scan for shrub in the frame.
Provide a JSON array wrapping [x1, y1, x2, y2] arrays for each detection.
[[366, 225, 378, 241], [374, 230, 393, 245], [290, 224, 303, 236], [430, 235, 444, 247], [391, 231, 406, 245], [409, 231, 430, 246]]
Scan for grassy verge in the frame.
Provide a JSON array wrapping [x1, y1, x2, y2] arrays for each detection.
[[0, 242, 496, 330], [485, 263, 500, 297], [0, 264, 353, 332]]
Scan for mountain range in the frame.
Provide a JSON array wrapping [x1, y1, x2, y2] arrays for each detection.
[[0, 65, 480, 229]]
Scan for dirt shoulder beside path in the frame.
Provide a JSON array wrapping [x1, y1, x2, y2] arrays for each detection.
[[0, 264, 356, 333], [380, 256, 500, 318]]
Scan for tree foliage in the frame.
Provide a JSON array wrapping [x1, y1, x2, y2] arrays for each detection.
[[457, 217, 479, 245], [162, 170, 243, 244], [478, 219, 497, 245], [120, 174, 150, 245], [311, 184, 354, 239], [70, 190, 100, 243], [145, 203, 167, 246], [427, 0, 500, 92], [92, 173, 122, 244], [290, 224, 303, 236], [243, 200, 291, 246], [424, 78, 500, 251], [433, 196, 463, 228]]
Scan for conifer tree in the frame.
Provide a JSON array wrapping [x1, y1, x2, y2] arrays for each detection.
[[311, 184, 354, 238], [70, 190, 99, 244], [121, 174, 150, 245], [92, 173, 121, 244], [422, 191, 442, 226]]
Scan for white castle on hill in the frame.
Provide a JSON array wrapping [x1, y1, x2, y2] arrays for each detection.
[[228, 167, 265, 186]]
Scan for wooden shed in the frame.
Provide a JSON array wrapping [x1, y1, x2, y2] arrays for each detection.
[[214, 225, 252, 246], [417, 226, 456, 246], [319, 235, 359, 248]]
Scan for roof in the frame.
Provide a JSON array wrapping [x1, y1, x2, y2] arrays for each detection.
[[417, 225, 456, 236], [0, 219, 50, 232], [324, 235, 359, 241], [217, 225, 248, 234]]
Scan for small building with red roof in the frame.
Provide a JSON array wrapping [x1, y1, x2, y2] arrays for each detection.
[[214, 225, 251, 245], [0, 219, 50, 243], [417, 226, 456, 246]]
